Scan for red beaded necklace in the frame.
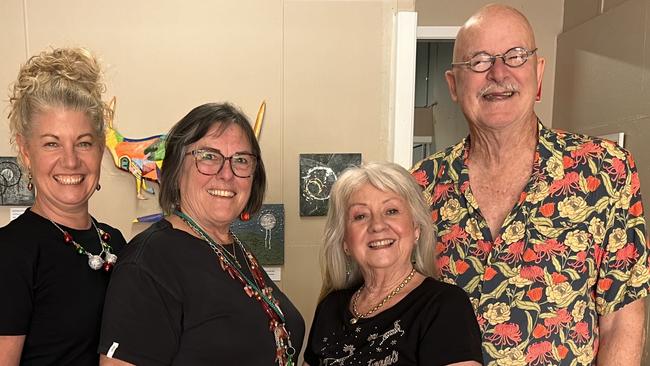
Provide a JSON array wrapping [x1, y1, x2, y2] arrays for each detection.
[[49, 218, 117, 271]]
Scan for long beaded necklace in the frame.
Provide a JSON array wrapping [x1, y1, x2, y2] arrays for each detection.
[[49, 219, 117, 271], [350, 268, 416, 325], [175, 210, 295, 366]]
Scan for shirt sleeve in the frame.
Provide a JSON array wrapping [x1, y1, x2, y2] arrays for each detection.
[[596, 151, 649, 315], [98, 262, 182, 365], [0, 239, 34, 335], [418, 285, 484, 366]]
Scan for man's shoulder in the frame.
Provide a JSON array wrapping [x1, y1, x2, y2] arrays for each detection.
[[412, 140, 465, 173], [545, 126, 632, 161]]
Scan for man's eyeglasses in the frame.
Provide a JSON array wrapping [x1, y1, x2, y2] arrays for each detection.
[[186, 148, 257, 178], [451, 47, 538, 73]]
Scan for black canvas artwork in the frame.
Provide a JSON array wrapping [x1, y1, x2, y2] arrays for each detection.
[[299, 153, 362, 216], [231, 204, 285, 265], [0, 157, 34, 206]]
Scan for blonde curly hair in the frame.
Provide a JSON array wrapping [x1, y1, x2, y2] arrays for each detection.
[[8, 47, 110, 167]]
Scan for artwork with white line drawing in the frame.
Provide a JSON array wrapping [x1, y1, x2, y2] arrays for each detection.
[[0, 157, 34, 206], [299, 153, 362, 216], [231, 204, 284, 265]]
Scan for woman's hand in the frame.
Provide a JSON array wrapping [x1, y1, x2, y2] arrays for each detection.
[[100, 354, 135, 366], [0, 336, 25, 366]]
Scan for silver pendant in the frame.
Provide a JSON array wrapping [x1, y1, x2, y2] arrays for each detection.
[[88, 255, 105, 270], [350, 317, 358, 325], [105, 252, 118, 264]]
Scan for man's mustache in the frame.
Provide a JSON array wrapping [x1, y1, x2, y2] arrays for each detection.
[[478, 82, 519, 98]]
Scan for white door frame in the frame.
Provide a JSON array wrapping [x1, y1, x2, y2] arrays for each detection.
[[391, 24, 459, 168]]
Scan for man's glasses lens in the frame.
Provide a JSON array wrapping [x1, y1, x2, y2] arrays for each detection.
[[191, 149, 257, 177], [455, 47, 537, 73]]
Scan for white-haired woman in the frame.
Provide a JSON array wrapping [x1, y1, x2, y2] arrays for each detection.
[[304, 162, 483, 366]]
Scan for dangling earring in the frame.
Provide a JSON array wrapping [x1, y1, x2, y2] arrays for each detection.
[[345, 258, 351, 281], [27, 172, 33, 191], [239, 212, 250, 221], [96, 183, 101, 191]]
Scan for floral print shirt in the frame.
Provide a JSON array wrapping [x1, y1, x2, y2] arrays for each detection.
[[411, 121, 648, 366]]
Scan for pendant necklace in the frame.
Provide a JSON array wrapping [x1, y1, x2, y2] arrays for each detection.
[[175, 210, 295, 366], [350, 268, 416, 325], [49, 218, 117, 271]]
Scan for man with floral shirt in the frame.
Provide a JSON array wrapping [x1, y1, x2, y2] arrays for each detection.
[[411, 4, 648, 365]]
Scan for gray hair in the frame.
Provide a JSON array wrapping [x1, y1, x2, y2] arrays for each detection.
[[319, 161, 437, 300]]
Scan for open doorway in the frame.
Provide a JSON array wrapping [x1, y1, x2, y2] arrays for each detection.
[[412, 27, 467, 163]]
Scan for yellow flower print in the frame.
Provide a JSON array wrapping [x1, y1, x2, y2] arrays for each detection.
[[496, 347, 527, 366], [629, 263, 650, 287], [576, 345, 595, 365], [607, 228, 628, 252], [572, 300, 587, 322], [508, 274, 534, 288], [613, 185, 632, 210], [546, 155, 565, 180], [484, 302, 511, 325], [526, 181, 550, 204], [545, 282, 576, 307], [601, 140, 626, 159], [440, 198, 464, 223], [565, 230, 590, 252], [502, 221, 525, 244], [588, 217, 605, 244], [558, 196, 588, 222], [466, 218, 484, 241]]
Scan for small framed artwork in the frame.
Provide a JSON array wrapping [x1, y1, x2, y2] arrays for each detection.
[[0, 157, 34, 206], [232, 204, 285, 265], [299, 153, 362, 216]]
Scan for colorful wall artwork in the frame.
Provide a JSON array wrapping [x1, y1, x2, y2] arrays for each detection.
[[299, 153, 362, 216], [0, 157, 34, 206], [105, 98, 165, 200], [231, 204, 285, 265]]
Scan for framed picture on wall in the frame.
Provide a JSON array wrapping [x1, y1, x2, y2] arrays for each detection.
[[299, 153, 362, 217], [0, 157, 34, 206]]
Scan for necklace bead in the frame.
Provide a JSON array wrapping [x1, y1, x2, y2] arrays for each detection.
[[49, 218, 117, 271], [350, 268, 416, 324]]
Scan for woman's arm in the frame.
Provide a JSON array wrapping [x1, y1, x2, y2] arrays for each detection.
[[446, 362, 481, 366], [0, 335, 25, 366], [100, 354, 135, 366]]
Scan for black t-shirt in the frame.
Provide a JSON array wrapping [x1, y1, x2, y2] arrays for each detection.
[[0, 208, 127, 366], [304, 277, 483, 366], [98, 219, 305, 365]]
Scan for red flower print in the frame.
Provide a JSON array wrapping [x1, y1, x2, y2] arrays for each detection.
[[562, 156, 575, 169], [520, 266, 545, 282], [485, 323, 522, 346], [586, 176, 601, 192], [603, 157, 627, 182], [532, 324, 549, 338], [613, 243, 638, 269], [568, 251, 588, 273], [551, 272, 568, 284], [459, 180, 470, 193], [455, 260, 470, 274], [527, 287, 543, 302], [594, 244, 605, 268], [519, 191, 527, 204], [630, 201, 643, 217], [438, 255, 450, 271], [435, 241, 448, 255], [570, 321, 590, 344], [544, 308, 573, 334], [432, 183, 454, 203], [628, 152, 636, 168], [500, 240, 524, 264], [533, 239, 566, 261], [598, 278, 613, 291], [549, 171, 580, 196], [412, 170, 429, 187], [631, 172, 641, 195], [523, 248, 538, 262], [437, 164, 445, 178], [441, 224, 468, 245], [570, 141, 603, 164], [484, 266, 497, 281], [470, 240, 492, 260], [557, 345, 569, 359], [539, 202, 555, 217], [525, 341, 554, 365], [431, 209, 439, 222]]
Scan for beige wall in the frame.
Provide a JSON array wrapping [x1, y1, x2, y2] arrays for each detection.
[[0, 0, 414, 357], [416, 0, 564, 134]]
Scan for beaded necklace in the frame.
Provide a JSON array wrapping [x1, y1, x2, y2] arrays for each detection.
[[49, 218, 117, 271], [175, 210, 295, 366]]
